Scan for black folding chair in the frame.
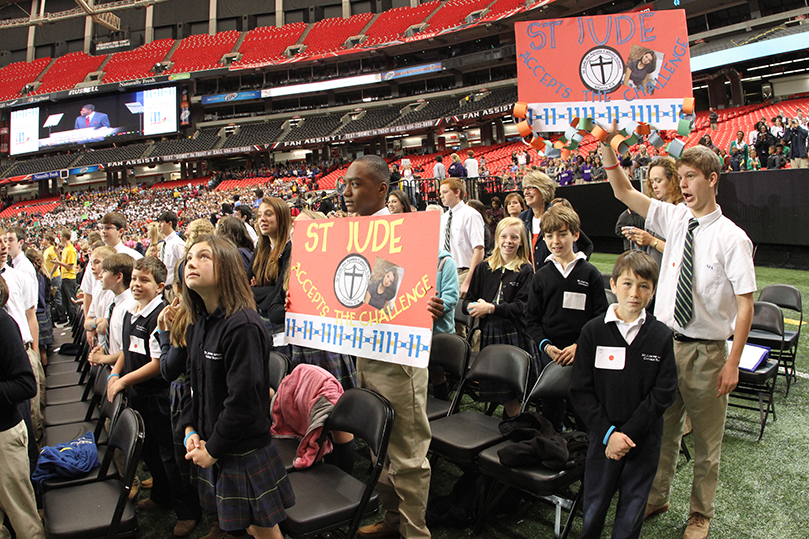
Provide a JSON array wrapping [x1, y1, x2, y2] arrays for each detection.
[[730, 301, 783, 440], [429, 344, 531, 468], [426, 333, 471, 421], [754, 285, 802, 396], [475, 361, 583, 539], [43, 364, 106, 427], [280, 388, 394, 539], [42, 408, 145, 539], [269, 350, 292, 393]]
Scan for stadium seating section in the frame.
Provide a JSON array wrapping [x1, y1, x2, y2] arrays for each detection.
[[148, 128, 220, 157], [283, 115, 343, 141], [361, 2, 440, 47], [101, 40, 174, 83], [0, 196, 61, 218], [232, 23, 308, 68], [423, 0, 492, 33], [221, 122, 286, 148], [0, 57, 51, 101], [30, 52, 106, 95], [72, 144, 151, 167], [300, 13, 374, 57], [165, 31, 240, 74], [336, 107, 404, 135], [149, 177, 209, 190]]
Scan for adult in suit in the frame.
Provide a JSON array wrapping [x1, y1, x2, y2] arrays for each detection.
[[74, 104, 110, 129]]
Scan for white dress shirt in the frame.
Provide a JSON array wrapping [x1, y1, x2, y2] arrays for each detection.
[[128, 295, 164, 359], [11, 252, 38, 308], [439, 201, 485, 270], [108, 289, 135, 355], [646, 199, 756, 340], [544, 251, 587, 279], [160, 232, 186, 286], [604, 303, 647, 345], [112, 241, 144, 260], [464, 158, 479, 178], [2, 264, 34, 344]]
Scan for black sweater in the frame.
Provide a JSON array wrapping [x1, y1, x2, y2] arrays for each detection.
[[462, 261, 534, 335], [250, 241, 292, 325], [180, 307, 272, 458], [526, 258, 608, 350], [570, 313, 677, 445], [0, 311, 37, 432]]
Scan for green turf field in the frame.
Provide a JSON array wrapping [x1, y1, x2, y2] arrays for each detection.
[[131, 253, 809, 539]]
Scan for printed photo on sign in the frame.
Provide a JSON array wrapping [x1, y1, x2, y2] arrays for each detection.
[[365, 258, 405, 311], [622, 45, 664, 93]]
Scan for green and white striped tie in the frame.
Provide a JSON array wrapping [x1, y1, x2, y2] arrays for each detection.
[[443, 210, 452, 253], [674, 218, 699, 328]]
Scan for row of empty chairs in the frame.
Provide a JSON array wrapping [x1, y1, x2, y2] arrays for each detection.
[[101, 39, 174, 83], [0, 57, 51, 101], [232, 23, 308, 68], [31, 52, 106, 95], [301, 13, 374, 57], [361, 1, 441, 47], [72, 143, 151, 167], [422, 0, 493, 33], [165, 31, 240, 74]]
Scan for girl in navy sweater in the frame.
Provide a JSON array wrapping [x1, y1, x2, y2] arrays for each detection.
[[462, 216, 538, 418], [181, 235, 294, 539]]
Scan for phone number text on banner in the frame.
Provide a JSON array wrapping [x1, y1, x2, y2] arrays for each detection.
[[515, 10, 692, 132], [285, 212, 440, 369]]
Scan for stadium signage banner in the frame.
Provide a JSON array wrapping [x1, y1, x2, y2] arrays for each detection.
[[515, 10, 692, 131], [104, 146, 266, 167], [201, 91, 262, 104], [286, 212, 440, 368]]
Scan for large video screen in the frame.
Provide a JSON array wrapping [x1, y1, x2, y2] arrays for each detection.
[[9, 86, 178, 156]]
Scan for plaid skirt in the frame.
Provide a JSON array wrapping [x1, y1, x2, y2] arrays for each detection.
[[478, 317, 541, 403], [37, 308, 54, 347], [192, 442, 295, 531], [291, 345, 358, 390]]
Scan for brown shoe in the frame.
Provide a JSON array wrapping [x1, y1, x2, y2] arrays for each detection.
[[141, 477, 154, 489], [357, 521, 399, 539], [127, 484, 139, 501], [200, 522, 226, 539], [173, 519, 197, 538], [137, 498, 165, 511], [683, 512, 710, 539], [645, 502, 669, 519]]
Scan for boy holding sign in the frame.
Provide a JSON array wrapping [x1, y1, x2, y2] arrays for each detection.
[[343, 155, 433, 539], [570, 250, 677, 539]]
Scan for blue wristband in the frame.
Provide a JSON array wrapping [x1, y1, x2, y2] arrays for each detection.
[[183, 431, 198, 447], [603, 426, 617, 445], [107, 373, 120, 382], [539, 339, 552, 354]]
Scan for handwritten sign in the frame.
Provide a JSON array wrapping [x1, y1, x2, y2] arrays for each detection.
[[286, 212, 440, 368], [515, 10, 692, 131]]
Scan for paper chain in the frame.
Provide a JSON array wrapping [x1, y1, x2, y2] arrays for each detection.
[[513, 97, 696, 159]]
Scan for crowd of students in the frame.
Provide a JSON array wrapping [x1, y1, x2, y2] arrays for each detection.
[[0, 123, 756, 539]]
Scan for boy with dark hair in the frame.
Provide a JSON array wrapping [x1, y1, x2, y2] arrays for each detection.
[[106, 256, 200, 537], [571, 250, 677, 539], [602, 136, 755, 539], [99, 212, 143, 260], [157, 211, 184, 288], [89, 253, 135, 363], [526, 205, 609, 431]]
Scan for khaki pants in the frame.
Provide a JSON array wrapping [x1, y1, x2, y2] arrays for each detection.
[[0, 420, 46, 539], [791, 158, 808, 169], [357, 358, 431, 539], [648, 340, 728, 518], [26, 347, 45, 445]]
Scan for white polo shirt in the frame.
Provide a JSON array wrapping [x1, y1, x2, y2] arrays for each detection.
[[604, 303, 647, 345], [439, 201, 485, 270], [646, 199, 756, 340]]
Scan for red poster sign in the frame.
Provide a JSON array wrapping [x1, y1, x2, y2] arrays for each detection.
[[515, 10, 692, 131], [286, 212, 440, 368]]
